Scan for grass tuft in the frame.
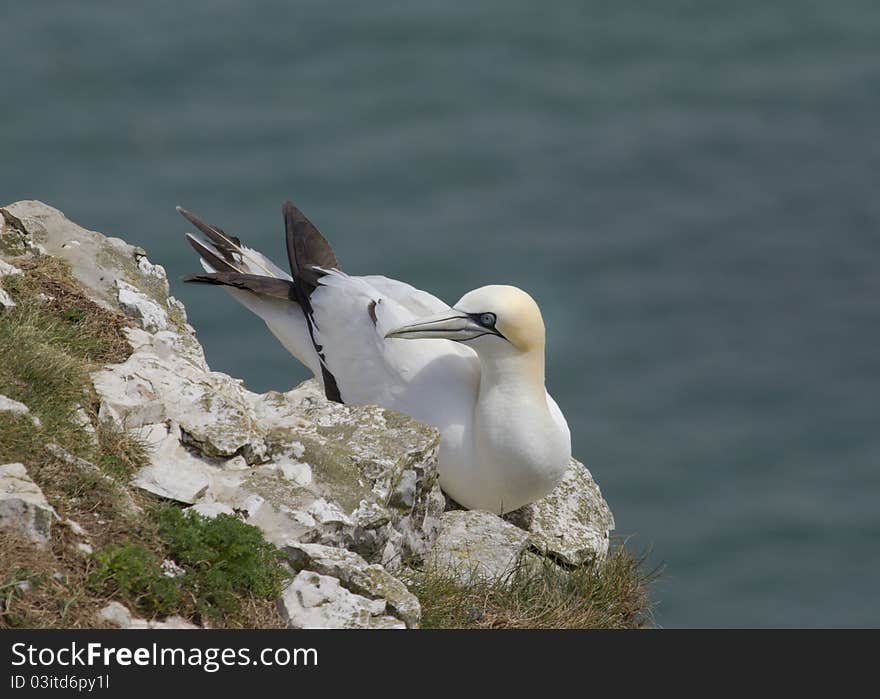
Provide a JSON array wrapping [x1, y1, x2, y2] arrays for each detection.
[[155, 506, 290, 623], [88, 543, 181, 616], [0, 256, 130, 364], [406, 542, 656, 629], [88, 506, 290, 625], [0, 534, 106, 629]]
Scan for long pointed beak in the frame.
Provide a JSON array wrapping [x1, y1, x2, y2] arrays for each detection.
[[385, 311, 488, 342]]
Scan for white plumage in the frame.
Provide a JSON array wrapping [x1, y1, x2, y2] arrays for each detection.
[[181, 204, 571, 514]]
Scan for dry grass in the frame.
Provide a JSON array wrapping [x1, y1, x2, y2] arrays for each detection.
[[406, 542, 656, 629], [0, 257, 144, 540], [0, 533, 111, 629], [1, 256, 131, 363], [0, 257, 286, 629]]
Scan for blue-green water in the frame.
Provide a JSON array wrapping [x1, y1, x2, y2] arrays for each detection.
[[2, 1, 878, 627]]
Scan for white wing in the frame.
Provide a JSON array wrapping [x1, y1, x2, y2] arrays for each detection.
[[357, 275, 450, 316], [312, 270, 480, 430], [546, 393, 571, 451]]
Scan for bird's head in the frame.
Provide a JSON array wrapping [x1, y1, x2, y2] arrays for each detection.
[[384, 285, 545, 355]]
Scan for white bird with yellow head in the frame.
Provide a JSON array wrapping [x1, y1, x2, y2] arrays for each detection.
[[180, 203, 571, 514]]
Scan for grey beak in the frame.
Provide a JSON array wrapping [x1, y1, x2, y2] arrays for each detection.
[[384, 311, 488, 342]]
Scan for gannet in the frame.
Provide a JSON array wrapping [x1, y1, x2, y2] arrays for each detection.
[[179, 202, 571, 514]]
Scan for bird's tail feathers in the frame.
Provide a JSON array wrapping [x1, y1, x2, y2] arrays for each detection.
[[179, 203, 344, 403], [177, 207, 288, 278], [183, 272, 296, 301]]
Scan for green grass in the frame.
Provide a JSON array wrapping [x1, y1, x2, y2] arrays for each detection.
[[0, 257, 145, 524], [88, 507, 290, 623], [88, 543, 181, 616], [406, 542, 656, 629]]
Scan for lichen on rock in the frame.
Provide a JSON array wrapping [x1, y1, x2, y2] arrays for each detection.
[[283, 541, 421, 628], [277, 570, 406, 629], [428, 510, 530, 584], [506, 458, 615, 567]]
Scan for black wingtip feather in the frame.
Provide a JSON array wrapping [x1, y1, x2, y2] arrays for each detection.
[[280, 202, 343, 404], [179, 202, 344, 405], [282, 202, 339, 290], [177, 207, 242, 259], [184, 272, 297, 302], [184, 234, 240, 274]]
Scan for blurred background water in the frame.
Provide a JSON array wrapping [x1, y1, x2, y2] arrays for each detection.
[[2, 0, 878, 627]]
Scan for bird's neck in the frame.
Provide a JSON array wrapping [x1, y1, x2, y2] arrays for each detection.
[[477, 346, 547, 407], [473, 344, 563, 514]]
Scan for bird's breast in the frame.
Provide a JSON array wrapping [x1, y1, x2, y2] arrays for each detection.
[[466, 385, 570, 513]]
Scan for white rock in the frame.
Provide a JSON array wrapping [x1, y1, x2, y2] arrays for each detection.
[[100, 601, 199, 629], [167, 295, 188, 322], [99, 602, 133, 628], [428, 510, 530, 584], [92, 315, 444, 567], [0, 287, 15, 308], [116, 280, 168, 332], [277, 570, 405, 629], [0, 259, 23, 276], [123, 326, 154, 351], [245, 501, 316, 546], [161, 559, 186, 578], [277, 458, 312, 486], [132, 422, 215, 504], [0, 463, 58, 545], [288, 441, 305, 459], [71, 406, 95, 436], [0, 259, 21, 309], [221, 455, 250, 471], [283, 542, 420, 628], [142, 616, 199, 630], [64, 518, 88, 537], [136, 254, 166, 280], [389, 469, 418, 509], [3, 201, 168, 312], [92, 333, 263, 458], [505, 458, 615, 566], [306, 497, 353, 527], [0, 394, 40, 427]]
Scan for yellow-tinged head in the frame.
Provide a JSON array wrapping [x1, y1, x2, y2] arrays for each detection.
[[385, 284, 546, 354], [453, 285, 545, 353]]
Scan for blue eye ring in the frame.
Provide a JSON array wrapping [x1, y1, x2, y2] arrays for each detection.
[[479, 312, 496, 328]]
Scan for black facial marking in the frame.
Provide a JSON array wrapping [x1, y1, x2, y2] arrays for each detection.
[[469, 312, 496, 329], [467, 312, 507, 341]]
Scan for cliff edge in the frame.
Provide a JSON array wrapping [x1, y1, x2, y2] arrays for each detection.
[[0, 201, 648, 629]]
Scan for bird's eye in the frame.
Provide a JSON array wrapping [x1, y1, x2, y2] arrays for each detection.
[[479, 312, 496, 328]]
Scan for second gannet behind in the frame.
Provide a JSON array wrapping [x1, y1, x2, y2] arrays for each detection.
[[180, 202, 571, 514]]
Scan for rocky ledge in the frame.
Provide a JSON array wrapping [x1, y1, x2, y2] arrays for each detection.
[[0, 201, 615, 629]]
